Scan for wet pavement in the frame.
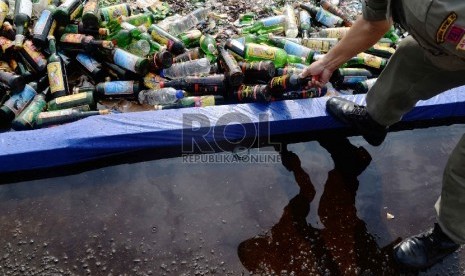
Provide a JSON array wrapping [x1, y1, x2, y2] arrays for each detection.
[[0, 124, 464, 275]]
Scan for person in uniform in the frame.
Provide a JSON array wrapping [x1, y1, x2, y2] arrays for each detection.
[[300, 0, 465, 271]]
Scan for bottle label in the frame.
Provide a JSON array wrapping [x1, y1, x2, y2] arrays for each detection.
[[102, 4, 129, 21], [48, 20, 57, 36], [76, 53, 100, 72], [18, 0, 33, 16], [342, 75, 367, 84], [4, 85, 37, 115], [69, 4, 83, 20], [236, 85, 253, 101], [247, 44, 276, 60], [357, 53, 382, 69], [38, 109, 73, 119], [55, 92, 87, 105], [325, 27, 349, 39], [61, 33, 84, 43], [269, 75, 287, 89], [113, 49, 138, 72], [24, 40, 47, 68], [150, 29, 169, 45], [283, 41, 311, 59], [47, 61, 66, 93], [261, 15, 285, 28], [316, 9, 340, 27], [0, 36, 12, 53], [196, 96, 215, 107], [143, 72, 163, 89], [33, 9, 51, 35], [104, 81, 134, 95], [302, 39, 331, 52]]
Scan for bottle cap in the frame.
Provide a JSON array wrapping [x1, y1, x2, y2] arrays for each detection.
[[175, 90, 186, 99]]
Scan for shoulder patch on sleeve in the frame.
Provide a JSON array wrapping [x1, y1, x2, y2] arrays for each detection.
[[436, 12, 457, 44], [446, 25, 465, 44]]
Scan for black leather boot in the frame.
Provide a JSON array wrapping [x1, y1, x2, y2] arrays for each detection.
[[326, 97, 387, 146], [393, 223, 460, 270]]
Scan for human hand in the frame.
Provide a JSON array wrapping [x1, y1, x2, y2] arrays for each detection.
[[299, 59, 335, 88]]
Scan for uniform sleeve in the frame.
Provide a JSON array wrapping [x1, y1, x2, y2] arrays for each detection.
[[362, 0, 390, 21]]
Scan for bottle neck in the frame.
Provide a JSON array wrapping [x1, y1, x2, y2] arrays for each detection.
[[49, 38, 57, 54]]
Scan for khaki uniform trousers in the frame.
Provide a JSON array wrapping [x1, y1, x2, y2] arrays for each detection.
[[366, 35, 465, 244]]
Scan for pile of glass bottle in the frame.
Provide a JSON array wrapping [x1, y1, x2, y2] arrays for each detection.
[[0, 0, 401, 131]]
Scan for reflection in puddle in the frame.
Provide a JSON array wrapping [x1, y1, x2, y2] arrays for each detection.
[[238, 138, 401, 274]]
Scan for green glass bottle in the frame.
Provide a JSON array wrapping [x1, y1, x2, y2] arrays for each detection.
[[47, 91, 95, 111], [0, 82, 37, 129], [199, 34, 218, 61], [47, 36, 69, 99], [53, 0, 83, 26], [178, 29, 202, 48], [109, 29, 132, 48], [343, 52, 388, 70], [147, 24, 186, 55], [123, 12, 153, 27], [266, 34, 316, 64], [60, 33, 114, 53], [35, 108, 109, 129], [95, 80, 143, 99], [225, 39, 295, 68], [241, 15, 286, 34], [14, 0, 33, 49], [81, 0, 99, 29], [100, 4, 131, 22], [138, 32, 165, 54], [109, 48, 149, 75], [153, 95, 224, 110], [11, 88, 48, 130]]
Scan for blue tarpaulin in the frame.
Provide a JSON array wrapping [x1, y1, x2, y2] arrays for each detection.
[[1, 87, 465, 174]]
